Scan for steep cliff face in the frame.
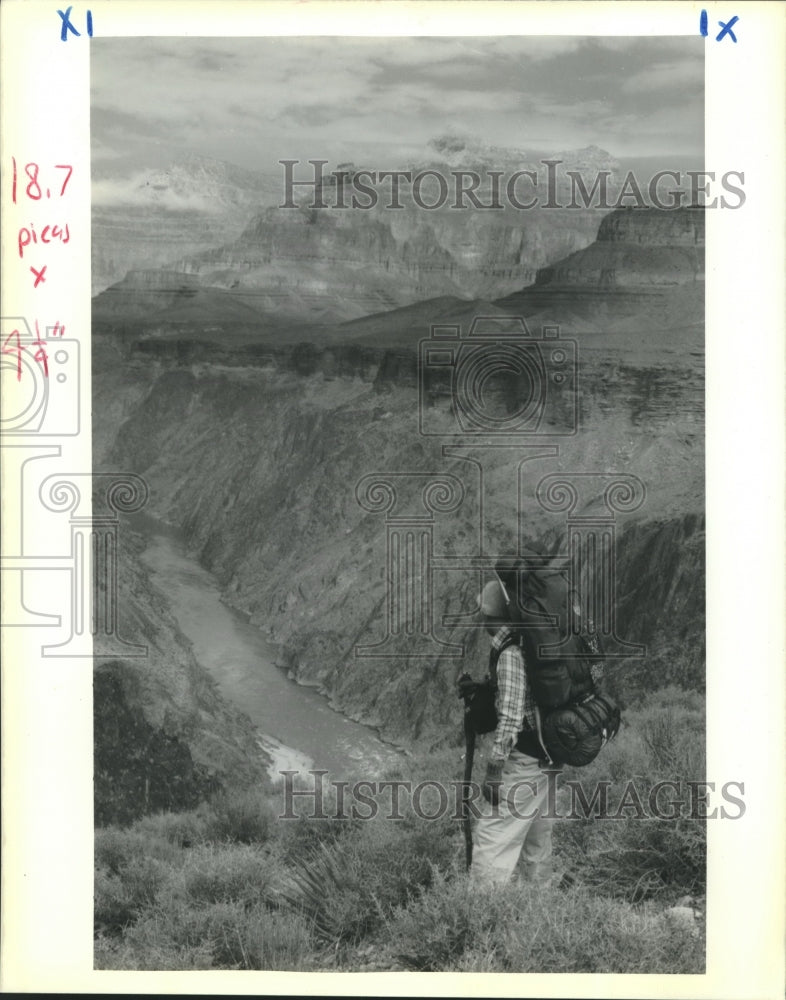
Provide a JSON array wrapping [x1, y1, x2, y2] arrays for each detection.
[[536, 207, 704, 287], [94, 529, 268, 826], [95, 365, 703, 749], [92, 270, 201, 318]]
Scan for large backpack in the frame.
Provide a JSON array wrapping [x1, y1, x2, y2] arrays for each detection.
[[465, 554, 621, 767]]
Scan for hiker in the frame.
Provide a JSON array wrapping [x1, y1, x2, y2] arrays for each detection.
[[457, 559, 618, 883], [460, 577, 558, 886]]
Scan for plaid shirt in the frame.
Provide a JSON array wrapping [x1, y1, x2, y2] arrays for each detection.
[[489, 627, 537, 762], [489, 625, 606, 762]]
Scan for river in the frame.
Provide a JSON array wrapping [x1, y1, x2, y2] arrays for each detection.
[[132, 518, 406, 782]]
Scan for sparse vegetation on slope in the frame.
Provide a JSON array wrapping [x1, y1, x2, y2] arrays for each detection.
[[95, 688, 706, 972]]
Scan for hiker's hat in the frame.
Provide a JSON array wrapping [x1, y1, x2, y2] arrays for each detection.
[[477, 578, 510, 621]]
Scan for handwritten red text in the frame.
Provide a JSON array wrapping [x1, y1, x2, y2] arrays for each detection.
[[18, 223, 71, 259]]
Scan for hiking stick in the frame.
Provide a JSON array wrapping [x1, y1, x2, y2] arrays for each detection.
[[462, 704, 475, 871]]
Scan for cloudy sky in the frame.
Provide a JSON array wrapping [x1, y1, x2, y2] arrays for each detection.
[[92, 35, 703, 176]]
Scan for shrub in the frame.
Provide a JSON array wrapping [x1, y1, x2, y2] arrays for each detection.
[[385, 868, 475, 970], [280, 816, 456, 946], [99, 901, 318, 971], [95, 826, 179, 875], [94, 854, 170, 935], [94, 929, 213, 971], [203, 788, 276, 844], [276, 777, 362, 864], [177, 843, 280, 906], [387, 872, 704, 973], [95, 867, 136, 935], [135, 807, 213, 847], [249, 910, 320, 970]]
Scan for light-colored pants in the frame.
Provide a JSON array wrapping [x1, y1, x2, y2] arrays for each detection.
[[471, 750, 557, 885]]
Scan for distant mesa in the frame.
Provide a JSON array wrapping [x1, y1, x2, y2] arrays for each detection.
[[498, 206, 704, 326]]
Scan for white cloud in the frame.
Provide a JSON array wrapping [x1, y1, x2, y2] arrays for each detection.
[[622, 59, 704, 94], [91, 172, 218, 211]]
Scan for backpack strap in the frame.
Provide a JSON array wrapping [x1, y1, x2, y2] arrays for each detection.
[[533, 704, 554, 765], [578, 622, 607, 696]]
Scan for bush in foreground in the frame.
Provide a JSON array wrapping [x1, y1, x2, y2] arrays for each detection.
[[279, 814, 456, 947], [95, 902, 318, 971], [386, 871, 704, 974]]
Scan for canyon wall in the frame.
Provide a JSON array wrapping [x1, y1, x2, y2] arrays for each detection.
[[93, 528, 268, 826], [93, 205, 705, 759]]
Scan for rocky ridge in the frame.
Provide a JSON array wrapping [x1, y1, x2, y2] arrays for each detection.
[[92, 143, 626, 324]]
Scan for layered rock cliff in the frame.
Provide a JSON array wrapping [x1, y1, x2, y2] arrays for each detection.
[[92, 142, 625, 325], [500, 206, 705, 327]]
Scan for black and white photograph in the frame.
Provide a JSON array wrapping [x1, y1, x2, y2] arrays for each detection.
[[89, 28, 712, 974], [1, 1, 784, 994]]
